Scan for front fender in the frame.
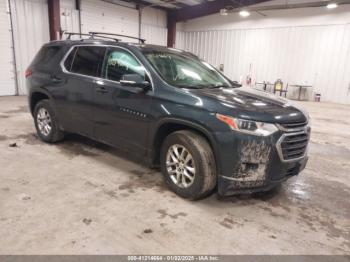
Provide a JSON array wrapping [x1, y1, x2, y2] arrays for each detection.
[[150, 117, 223, 175]]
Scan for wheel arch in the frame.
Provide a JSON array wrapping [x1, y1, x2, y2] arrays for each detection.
[[151, 118, 221, 174], [29, 91, 52, 116]]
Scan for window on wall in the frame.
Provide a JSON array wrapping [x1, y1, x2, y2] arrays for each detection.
[[102, 48, 145, 82], [70, 46, 106, 77]]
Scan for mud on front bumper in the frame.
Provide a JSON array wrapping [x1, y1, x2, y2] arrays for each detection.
[[214, 127, 310, 196]]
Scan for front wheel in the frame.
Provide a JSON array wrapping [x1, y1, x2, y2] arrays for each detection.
[[160, 130, 217, 200]]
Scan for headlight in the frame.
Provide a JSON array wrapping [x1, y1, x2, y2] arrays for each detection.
[[216, 113, 278, 136]]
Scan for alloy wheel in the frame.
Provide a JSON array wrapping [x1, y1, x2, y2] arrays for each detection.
[[166, 144, 196, 188], [37, 108, 52, 136]]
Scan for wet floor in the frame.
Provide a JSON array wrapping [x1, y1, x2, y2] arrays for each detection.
[[0, 96, 349, 254]]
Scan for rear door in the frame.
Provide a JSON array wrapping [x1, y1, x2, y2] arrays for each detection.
[[53, 45, 106, 137], [93, 47, 153, 155]]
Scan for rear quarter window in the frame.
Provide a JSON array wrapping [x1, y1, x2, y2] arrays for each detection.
[[63, 47, 77, 71], [31, 45, 62, 68]]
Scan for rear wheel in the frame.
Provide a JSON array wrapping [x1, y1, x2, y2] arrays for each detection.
[[34, 100, 64, 143], [160, 130, 217, 200]]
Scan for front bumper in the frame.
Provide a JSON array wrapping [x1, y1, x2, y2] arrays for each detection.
[[218, 156, 308, 196], [213, 128, 310, 196]]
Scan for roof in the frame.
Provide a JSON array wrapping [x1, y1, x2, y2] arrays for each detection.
[[47, 39, 175, 51]]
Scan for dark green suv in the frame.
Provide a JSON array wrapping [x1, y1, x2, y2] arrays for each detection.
[[26, 33, 310, 199]]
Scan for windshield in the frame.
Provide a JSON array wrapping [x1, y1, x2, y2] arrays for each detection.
[[143, 50, 232, 89]]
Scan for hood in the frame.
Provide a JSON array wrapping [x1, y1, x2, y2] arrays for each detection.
[[190, 87, 308, 124]]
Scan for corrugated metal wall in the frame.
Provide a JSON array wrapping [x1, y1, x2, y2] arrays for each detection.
[[176, 24, 350, 104], [0, 0, 16, 95], [175, 30, 186, 50], [10, 0, 49, 95]]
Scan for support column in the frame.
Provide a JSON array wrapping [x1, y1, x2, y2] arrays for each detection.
[[75, 0, 81, 34], [48, 0, 61, 41], [137, 4, 142, 42], [167, 11, 176, 48]]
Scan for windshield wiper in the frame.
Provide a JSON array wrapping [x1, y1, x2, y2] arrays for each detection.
[[206, 85, 227, 89], [179, 84, 212, 89], [177, 84, 228, 89]]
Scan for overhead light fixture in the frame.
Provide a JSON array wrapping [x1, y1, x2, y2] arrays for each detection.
[[239, 10, 250, 17], [326, 2, 338, 9]]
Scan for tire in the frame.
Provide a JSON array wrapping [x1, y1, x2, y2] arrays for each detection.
[[160, 130, 217, 200], [33, 99, 64, 143]]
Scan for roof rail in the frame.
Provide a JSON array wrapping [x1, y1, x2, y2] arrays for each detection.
[[63, 31, 120, 42], [89, 32, 146, 44], [64, 32, 92, 40]]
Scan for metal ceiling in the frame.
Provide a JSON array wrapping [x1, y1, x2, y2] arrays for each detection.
[[142, 0, 207, 9], [120, 0, 350, 11], [120, 0, 278, 15], [122, 0, 210, 10]]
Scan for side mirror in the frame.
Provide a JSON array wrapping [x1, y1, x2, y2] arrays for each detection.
[[120, 74, 151, 90], [231, 80, 242, 88]]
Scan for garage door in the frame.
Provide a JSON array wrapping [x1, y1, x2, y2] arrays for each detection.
[[0, 0, 16, 96], [81, 0, 168, 45], [10, 0, 49, 95], [60, 0, 79, 34], [80, 0, 139, 42]]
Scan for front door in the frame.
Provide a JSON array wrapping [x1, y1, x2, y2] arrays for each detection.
[[93, 47, 153, 156]]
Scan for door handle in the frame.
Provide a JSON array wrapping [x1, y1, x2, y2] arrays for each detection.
[[96, 86, 108, 94], [50, 75, 62, 83]]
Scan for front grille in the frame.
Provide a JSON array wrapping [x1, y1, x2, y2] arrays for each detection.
[[278, 132, 309, 161], [280, 121, 308, 130]]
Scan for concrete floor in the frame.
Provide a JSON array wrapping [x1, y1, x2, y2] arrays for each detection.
[[0, 96, 349, 255]]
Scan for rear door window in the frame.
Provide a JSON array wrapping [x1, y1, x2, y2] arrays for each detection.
[[70, 46, 106, 77]]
